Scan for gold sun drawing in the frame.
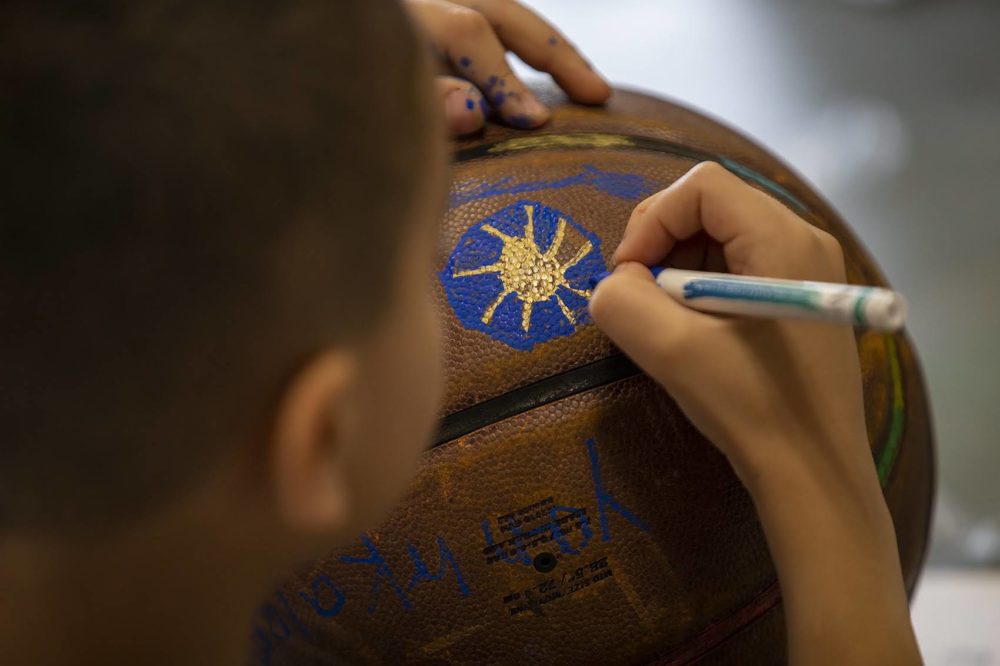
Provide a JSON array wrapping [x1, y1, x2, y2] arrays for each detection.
[[453, 204, 593, 332]]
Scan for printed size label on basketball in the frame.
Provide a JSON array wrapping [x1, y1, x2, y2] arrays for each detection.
[[497, 497, 554, 533], [481, 496, 591, 566], [502, 556, 613, 616]]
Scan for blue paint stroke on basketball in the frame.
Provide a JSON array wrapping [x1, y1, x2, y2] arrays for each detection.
[[333, 534, 471, 615], [451, 164, 658, 207], [550, 505, 593, 555], [262, 604, 290, 639], [406, 536, 471, 598], [587, 438, 650, 541], [252, 596, 312, 664], [339, 534, 412, 613], [478, 438, 648, 569], [480, 506, 590, 566], [276, 591, 312, 640], [481, 520, 546, 567], [252, 625, 274, 666], [299, 576, 347, 618], [440, 201, 605, 350]]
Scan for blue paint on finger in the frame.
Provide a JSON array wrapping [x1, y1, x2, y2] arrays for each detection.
[[548, 36, 559, 46], [466, 98, 475, 111], [459, 56, 471, 68], [478, 95, 490, 116], [509, 114, 534, 129], [492, 92, 506, 108]]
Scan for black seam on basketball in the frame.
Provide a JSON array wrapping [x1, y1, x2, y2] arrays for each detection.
[[432, 354, 640, 447], [446, 133, 898, 472], [433, 338, 896, 478]]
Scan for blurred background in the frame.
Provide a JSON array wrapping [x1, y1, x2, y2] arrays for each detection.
[[514, 0, 999, 662]]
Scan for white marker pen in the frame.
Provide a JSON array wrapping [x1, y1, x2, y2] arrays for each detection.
[[591, 267, 907, 331]]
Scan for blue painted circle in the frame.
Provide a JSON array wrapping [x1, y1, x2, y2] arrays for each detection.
[[440, 201, 606, 351]]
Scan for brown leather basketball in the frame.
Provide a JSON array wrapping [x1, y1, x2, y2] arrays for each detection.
[[253, 88, 934, 665]]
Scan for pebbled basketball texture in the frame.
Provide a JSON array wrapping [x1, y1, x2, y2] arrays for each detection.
[[253, 87, 935, 665]]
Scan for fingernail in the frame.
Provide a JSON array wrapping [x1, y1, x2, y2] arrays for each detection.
[[444, 88, 484, 134], [445, 87, 473, 118], [519, 93, 548, 119], [504, 94, 548, 129]]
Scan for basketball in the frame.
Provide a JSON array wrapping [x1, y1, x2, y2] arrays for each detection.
[[254, 87, 934, 665]]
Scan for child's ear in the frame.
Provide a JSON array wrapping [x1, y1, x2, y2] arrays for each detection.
[[271, 349, 358, 534]]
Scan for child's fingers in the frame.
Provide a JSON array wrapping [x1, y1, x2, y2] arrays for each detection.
[[436, 76, 486, 135], [613, 162, 794, 275], [442, 18, 549, 128], [408, 0, 549, 128], [455, 54, 549, 129], [664, 233, 709, 270], [454, 0, 611, 105], [703, 238, 729, 273], [589, 262, 711, 384], [664, 233, 730, 272]]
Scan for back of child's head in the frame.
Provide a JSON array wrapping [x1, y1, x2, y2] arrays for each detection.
[[0, 0, 435, 535]]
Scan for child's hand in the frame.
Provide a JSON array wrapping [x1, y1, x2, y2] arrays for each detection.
[[589, 162, 922, 665], [405, 0, 611, 135], [589, 161, 868, 489]]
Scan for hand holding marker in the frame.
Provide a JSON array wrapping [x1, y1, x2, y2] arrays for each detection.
[[590, 267, 907, 331], [588, 163, 923, 664]]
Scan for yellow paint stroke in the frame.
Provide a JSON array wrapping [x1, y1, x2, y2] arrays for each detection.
[[452, 204, 592, 332], [488, 133, 637, 155], [877, 334, 906, 486], [420, 623, 486, 655]]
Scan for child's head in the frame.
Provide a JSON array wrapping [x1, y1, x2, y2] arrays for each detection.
[[1, 0, 446, 558]]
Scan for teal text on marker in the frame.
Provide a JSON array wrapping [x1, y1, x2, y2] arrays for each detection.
[[682, 279, 820, 311]]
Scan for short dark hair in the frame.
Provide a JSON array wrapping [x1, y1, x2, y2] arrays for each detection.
[[0, 0, 432, 533]]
